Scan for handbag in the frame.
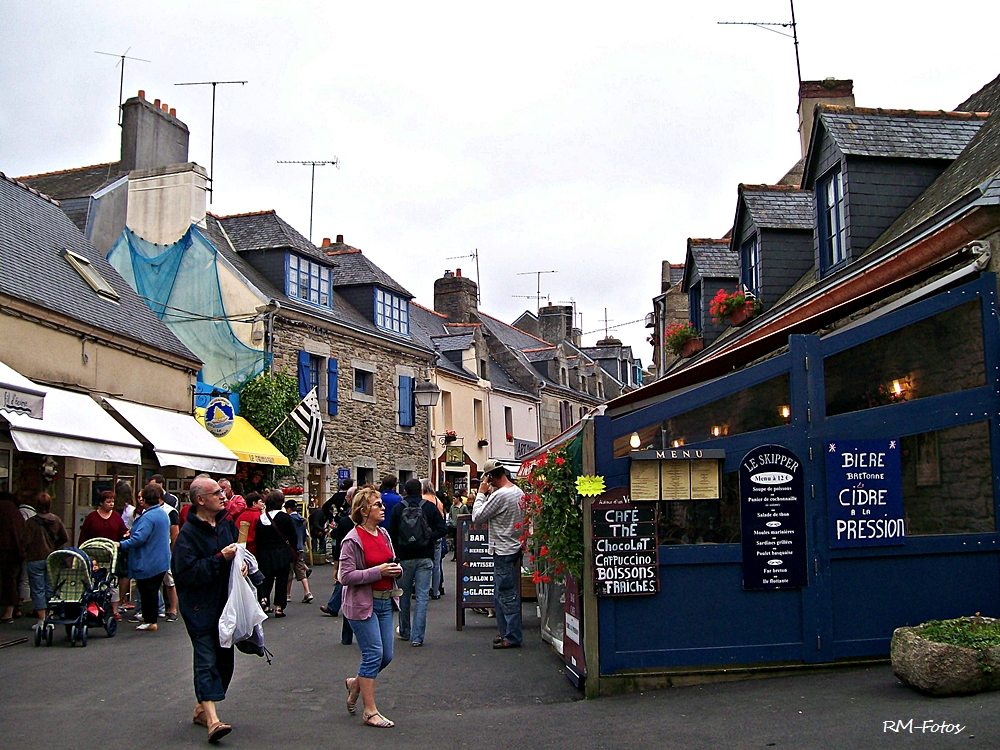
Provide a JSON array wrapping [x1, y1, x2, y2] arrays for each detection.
[[268, 512, 300, 564]]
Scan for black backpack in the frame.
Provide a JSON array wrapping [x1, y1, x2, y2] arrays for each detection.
[[397, 498, 432, 551]]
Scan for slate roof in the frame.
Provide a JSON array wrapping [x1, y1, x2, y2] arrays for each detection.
[[740, 185, 814, 230], [777, 157, 805, 188], [688, 238, 739, 277], [487, 355, 536, 399], [16, 162, 123, 201], [0, 173, 198, 364], [869, 108, 1000, 255], [431, 332, 475, 352], [957, 73, 1000, 115], [667, 263, 685, 286], [818, 107, 988, 160], [323, 242, 412, 297]]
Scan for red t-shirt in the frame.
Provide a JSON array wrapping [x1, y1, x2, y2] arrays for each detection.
[[78, 510, 127, 545], [358, 527, 393, 591]]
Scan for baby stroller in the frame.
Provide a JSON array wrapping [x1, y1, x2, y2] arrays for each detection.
[[35, 543, 118, 647]]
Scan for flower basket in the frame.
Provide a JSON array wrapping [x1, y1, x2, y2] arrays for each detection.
[[681, 337, 704, 358], [663, 322, 700, 356], [477, 439, 489, 447], [710, 288, 760, 326], [444, 431, 458, 443], [728, 303, 751, 327]]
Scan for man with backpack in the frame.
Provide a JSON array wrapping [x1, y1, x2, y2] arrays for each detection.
[[387, 478, 446, 647]]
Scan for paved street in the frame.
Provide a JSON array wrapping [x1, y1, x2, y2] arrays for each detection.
[[3, 561, 1000, 749]]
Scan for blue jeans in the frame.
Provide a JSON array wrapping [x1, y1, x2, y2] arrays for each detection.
[[493, 550, 523, 645], [26, 559, 50, 612], [189, 630, 234, 702], [398, 558, 432, 643], [347, 597, 394, 679], [326, 583, 353, 644], [431, 542, 442, 595]]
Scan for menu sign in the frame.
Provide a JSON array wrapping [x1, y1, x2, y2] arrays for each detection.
[[629, 460, 660, 500], [690, 460, 720, 500], [826, 439, 904, 548], [591, 493, 659, 596], [739, 445, 807, 591], [660, 461, 691, 500], [455, 517, 493, 630]]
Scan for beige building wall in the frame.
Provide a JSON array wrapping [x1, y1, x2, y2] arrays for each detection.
[[487, 391, 539, 461], [126, 163, 208, 245], [215, 257, 267, 349], [431, 365, 489, 474]]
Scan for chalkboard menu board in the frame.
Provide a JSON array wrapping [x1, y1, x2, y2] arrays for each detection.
[[591, 493, 659, 596], [739, 445, 807, 591], [455, 517, 494, 629], [826, 438, 904, 548]]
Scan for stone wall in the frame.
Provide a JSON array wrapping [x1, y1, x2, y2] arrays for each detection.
[[271, 315, 431, 495]]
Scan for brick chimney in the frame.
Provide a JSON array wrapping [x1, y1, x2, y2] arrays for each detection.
[[434, 269, 479, 323], [120, 91, 190, 172], [798, 79, 854, 158], [538, 303, 575, 345]]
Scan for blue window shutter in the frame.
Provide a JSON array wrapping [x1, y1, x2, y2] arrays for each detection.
[[399, 375, 414, 427], [327, 358, 339, 416], [297, 350, 310, 398]]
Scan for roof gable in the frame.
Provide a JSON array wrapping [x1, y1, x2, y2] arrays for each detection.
[[682, 238, 738, 291], [16, 162, 123, 201]]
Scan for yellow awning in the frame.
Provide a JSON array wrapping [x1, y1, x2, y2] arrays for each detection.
[[195, 410, 290, 466]]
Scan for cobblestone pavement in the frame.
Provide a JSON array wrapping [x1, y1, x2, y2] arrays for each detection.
[[3, 562, 1000, 749]]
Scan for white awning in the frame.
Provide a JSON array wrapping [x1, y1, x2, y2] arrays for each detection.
[[0, 360, 46, 420], [103, 397, 238, 475], [2, 387, 141, 464]]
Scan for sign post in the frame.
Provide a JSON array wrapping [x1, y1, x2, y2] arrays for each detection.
[[739, 445, 807, 590]]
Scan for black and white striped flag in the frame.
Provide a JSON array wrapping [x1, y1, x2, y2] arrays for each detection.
[[289, 387, 328, 464]]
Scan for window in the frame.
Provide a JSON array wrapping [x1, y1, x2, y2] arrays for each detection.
[[689, 281, 702, 331], [352, 361, 376, 403], [287, 253, 332, 308], [398, 375, 414, 428], [504, 406, 514, 441], [560, 367, 568, 386], [63, 249, 119, 301], [375, 288, 410, 334], [441, 390, 453, 431], [474, 399, 485, 440], [479, 359, 488, 379], [354, 369, 372, 395], [298, 350, 338, 416], [819, 167, 847, 271], [741, 234, 760, 297]]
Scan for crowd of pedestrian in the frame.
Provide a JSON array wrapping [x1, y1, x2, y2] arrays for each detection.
[[0, 463, 527, 742]]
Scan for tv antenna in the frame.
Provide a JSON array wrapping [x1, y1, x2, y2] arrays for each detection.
[[557, 299, 583, 334], [718, 0, 802, 86], [94, 48, 151, 126], [445, 249, 482, 304], [277, 159, 340, 243], [599, 307, 613, 339], [514, 270, 557, 310], [175, 80, 247, 204]]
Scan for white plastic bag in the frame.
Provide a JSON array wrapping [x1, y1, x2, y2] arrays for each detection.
[[219, 546, 268, 649]]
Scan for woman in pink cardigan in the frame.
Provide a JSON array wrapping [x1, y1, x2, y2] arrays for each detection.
[[339, 486, 402, 728]]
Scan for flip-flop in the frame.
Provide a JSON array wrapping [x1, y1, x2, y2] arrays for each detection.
[[345, 678, 359, 715], [363, 711, 395, 728], [207, 721, 232, 743]]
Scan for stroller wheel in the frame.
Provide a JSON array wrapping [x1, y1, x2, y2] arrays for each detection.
[[80, 625, 88, 647], [45, 624, 53, 647], [33, 626, 42, 647], [105, 615, 118, 638], [69, 625, 76, 647]]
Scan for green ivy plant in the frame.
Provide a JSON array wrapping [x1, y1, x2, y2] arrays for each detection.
[[518, 446, 583, 583], [237, 369, 301, 476]]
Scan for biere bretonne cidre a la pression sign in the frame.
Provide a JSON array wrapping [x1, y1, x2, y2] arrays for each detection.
[[739, 445, 807, 590]]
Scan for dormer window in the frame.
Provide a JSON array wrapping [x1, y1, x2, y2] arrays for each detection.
[[740, 234, 760, 297], [819, 167, 847, 273], [375, 288, 409, 334], [287, 253, 332, 308], [63, 249, 119, 302], [689, 281, 703, 331]]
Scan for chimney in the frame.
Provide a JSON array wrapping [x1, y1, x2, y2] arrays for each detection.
[[798, 79, 854, 158], [434, 269, 479, 323], [538, 304, 574, 345], [336, 234, 344, 243], [321, 238, 331, 247], [120, 92, 191, 173]]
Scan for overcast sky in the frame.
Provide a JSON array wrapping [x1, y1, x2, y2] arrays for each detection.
[[3, 2, 999, 365]]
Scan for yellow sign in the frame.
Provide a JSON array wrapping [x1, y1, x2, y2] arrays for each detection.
[[576, 475, 606, 497], [690, 460, 721, 500], [629, 461, 660, 500], [661, 461, 691, 500], [445, 445, 465, 467]]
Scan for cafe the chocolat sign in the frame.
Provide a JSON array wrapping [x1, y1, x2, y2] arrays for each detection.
[[826, 438, 904, 548], [739, 445, 807, 591], [591, 492, 659, 596]]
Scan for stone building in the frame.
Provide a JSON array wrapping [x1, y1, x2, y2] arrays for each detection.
[[646, 261, 687, 380]]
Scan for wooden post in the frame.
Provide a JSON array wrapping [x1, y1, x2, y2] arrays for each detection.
[[581, 419, 601, 698]]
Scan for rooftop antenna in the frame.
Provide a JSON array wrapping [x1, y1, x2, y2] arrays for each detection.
[[718, 0, 802, 86], [175, 80, 247, 204], [557, 298, 582, 334], [600, 307, 613, 339], [276, 159, 340, 243], [515, 270, 556, 311], [94, 48, 151, 126], [446, 249, 482, 304]]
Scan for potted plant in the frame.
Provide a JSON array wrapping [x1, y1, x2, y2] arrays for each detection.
[[443, 430, 458, 443], [892, 614, 1000, 695], [664, 322, 702, 357], [477, 438, 489, 447], [710, 288, 761, 327]]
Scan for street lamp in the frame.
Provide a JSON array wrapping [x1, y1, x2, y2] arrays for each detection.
[[414, 376, 441, 483]]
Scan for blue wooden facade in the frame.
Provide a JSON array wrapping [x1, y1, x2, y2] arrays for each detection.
[[594, 273, 1000, 675]]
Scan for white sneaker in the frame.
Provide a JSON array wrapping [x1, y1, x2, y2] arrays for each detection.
[[136, 623, 158, 632]]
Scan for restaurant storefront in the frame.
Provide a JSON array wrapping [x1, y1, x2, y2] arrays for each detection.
[[585, 272, 1000, 691]]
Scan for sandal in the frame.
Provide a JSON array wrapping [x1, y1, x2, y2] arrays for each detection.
[[363, 711, 395, 728], [345, 678, 359, 715], [274, 608, 285, 618], [493, 638, 521, 649], [493, 635, 504, 645], [193, 704, 208, 727], [207, 720, 232, 743]]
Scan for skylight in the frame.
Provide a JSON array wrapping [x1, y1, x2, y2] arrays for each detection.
[[62, 249, 120, 301]]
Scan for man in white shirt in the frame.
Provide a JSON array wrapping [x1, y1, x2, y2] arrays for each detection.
[[472, 459, 525, 649]]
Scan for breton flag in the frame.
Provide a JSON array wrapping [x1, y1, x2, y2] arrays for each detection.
[[290, 387, 328, 464]]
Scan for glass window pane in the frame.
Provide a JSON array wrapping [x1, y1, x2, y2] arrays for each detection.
[[901, 421, 994, 536], [824, 300, 985, 417], [658, 471, 740, 545]]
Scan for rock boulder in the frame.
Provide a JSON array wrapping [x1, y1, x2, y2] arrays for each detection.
[[891, 625, 1000, 696]]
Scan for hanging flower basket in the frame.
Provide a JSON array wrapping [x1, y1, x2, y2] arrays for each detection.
[[664, 322, 700, 356], [444, 430, 458, 443]]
